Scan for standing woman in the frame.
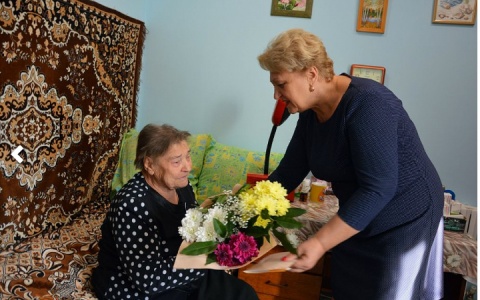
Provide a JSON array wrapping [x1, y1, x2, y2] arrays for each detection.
[[259, 29, 444, 300], [92, 124, 258, 300]]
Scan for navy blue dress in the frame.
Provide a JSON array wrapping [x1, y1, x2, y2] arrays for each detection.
[[269, 75, 444, 299]]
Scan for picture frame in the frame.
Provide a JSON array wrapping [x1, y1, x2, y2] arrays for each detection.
[[350, 64, 386, 84], [271, 0, 314, 18], [432, 0, 477, 25], [356, 0, 389, 33]]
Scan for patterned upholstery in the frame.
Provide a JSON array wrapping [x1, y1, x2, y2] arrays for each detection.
[[196, 141, 284, 201]]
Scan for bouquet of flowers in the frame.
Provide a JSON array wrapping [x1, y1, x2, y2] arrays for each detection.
[[176, 180, 305, 269]]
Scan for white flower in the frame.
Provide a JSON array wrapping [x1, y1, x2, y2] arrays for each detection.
[[446, 254, 462, 268], [195, 206, 228, 242], [178, 208, 203, 242], [286, 231, 300, 248]]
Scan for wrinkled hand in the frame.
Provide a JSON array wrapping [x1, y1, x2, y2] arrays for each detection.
[[282, 237, 326, 273]]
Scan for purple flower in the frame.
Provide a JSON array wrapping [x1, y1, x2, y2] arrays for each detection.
[[229, 232, 259, 264], [214, 243, 236, 267]]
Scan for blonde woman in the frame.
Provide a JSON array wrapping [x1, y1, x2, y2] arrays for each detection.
[[260, 29, 444, 300]]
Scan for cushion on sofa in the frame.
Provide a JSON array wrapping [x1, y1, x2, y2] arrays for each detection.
[[186, 134, 215, 193], [110, 128, 141, 198], [195, 141, 284, 201]]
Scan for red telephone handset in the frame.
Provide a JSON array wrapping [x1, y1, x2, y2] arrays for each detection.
[[248, 98, 293, 200], [271, 99, 290, 126]]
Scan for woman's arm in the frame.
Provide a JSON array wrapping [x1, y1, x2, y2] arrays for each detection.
[[285, 215, 359, 272]]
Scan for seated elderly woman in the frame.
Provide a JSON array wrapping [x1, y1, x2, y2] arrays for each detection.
[[92, 124, 258, 300]]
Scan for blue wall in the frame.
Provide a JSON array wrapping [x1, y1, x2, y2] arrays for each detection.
[[99, 0, 477, 207]]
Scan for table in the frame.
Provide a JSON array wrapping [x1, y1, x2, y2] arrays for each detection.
[[292, 195, 477, 280]]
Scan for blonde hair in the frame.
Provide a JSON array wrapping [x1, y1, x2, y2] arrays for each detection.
[[258, 28, 334, 81], [134, 124, 191, 171]]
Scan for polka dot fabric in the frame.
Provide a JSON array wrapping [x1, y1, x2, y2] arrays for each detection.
[[93, 173, 206, 299]]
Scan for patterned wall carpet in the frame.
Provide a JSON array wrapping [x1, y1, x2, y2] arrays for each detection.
[[0, 0, 145, 298]]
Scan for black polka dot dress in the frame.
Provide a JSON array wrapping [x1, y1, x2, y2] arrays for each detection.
[[92, 173, 206, 299], [269, 75, 444, 300]]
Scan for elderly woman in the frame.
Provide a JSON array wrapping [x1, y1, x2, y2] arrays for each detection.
[[92, 124, 257, 300], [259, 29, 444, 300]]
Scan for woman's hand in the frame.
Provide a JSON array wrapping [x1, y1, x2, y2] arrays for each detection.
[[283, 236, 326, 272], [282, 214, 360, 272]]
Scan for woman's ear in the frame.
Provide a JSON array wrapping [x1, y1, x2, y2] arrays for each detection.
[[143, 156, 155, 175], [308, 66, 319, 83]]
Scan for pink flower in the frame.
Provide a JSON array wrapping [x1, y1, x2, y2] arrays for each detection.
[[229, 232, 259, 264], [214, 233, 260, 266], [296, 0, 306, 8], [214, 243, 236, 267]]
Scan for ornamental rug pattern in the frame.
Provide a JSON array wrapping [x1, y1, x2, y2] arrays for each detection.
[[0, 0, 145, 251], [0, 200, 107, 299]]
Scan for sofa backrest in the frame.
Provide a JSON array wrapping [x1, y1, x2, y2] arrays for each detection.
[[111, 129, 284, 202], [195, 140, 284, 201]]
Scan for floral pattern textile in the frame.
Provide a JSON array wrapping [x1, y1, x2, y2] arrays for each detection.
[[0, 0, 145, 251], [0, 0, 144, 298], [0, 201, 108, 299]]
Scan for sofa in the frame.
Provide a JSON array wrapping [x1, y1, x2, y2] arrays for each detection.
[[0, 129, 283, 299]]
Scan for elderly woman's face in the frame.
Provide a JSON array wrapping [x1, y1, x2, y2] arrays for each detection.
[[144, 140, 192, 191], [270, 70, 311, 114]]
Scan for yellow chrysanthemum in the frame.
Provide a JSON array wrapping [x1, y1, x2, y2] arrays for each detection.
[[254, 216, 271, 228], [238, 180, 291, 228]]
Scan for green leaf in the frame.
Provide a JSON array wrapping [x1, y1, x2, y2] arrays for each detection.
[[236, 183, 251, 195], [273, 216, 303, 229], [273, 229, 297, 255], [225, 221, 235, 237], [255, 236, 265, 248], [206, 252, 217, 265], [247, 215, 259, 227], [285, 207, 306, 217], [213, 218, 227, 238], [260, 209, 270, 220], [244, 225, 269, 238], [216, 194, 228, 204], [180, 241, 218, 255]]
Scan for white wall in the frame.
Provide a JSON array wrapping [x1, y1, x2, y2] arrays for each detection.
[[97, 1, 477, 207]]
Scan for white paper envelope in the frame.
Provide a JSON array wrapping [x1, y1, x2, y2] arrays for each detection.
[[242, 251, 296, 274]]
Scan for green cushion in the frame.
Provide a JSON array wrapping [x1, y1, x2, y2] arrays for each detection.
[[187, 134, 214, 197], [110, 128, 140, 198], [195, 141, 284, 201]]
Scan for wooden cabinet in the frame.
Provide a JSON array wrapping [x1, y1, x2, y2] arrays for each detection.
[[238, 246, 330, 300]]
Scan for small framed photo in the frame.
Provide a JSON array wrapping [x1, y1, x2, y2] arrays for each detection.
[[350, 64, 386, 84], [432, 0, 477, 25], [356, 0, 389, 34], [271, 0, 314, 18]]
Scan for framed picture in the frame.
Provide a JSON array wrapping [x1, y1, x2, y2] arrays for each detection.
[[271, 0, 314, 18], [432, 0, 477, 25], [356, 0, 389, 33], [350, 64, 386, 84]]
